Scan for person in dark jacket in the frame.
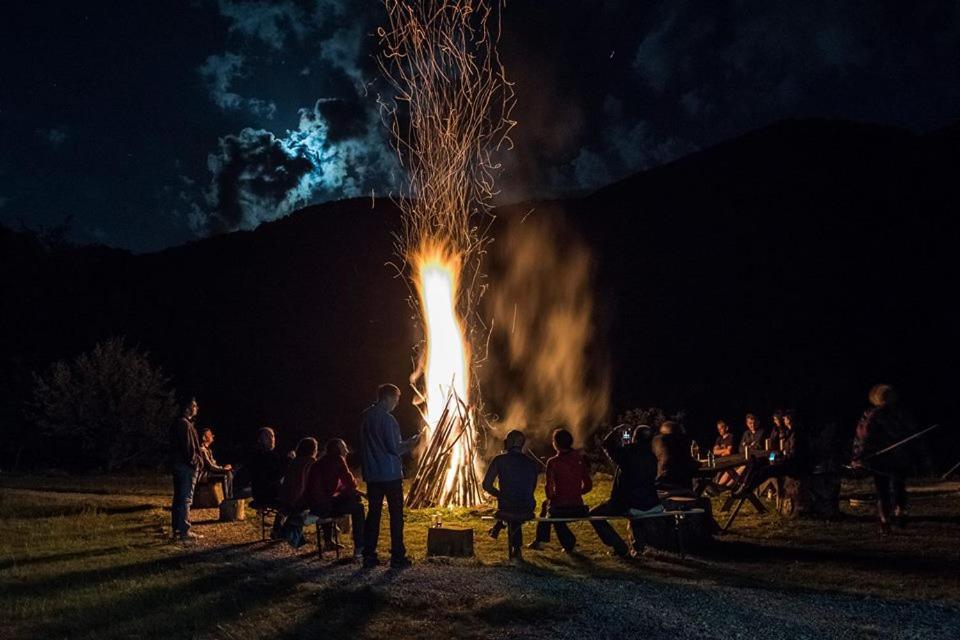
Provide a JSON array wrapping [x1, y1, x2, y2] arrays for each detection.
[[308, 438, 365, 557], [769, 411, 787, 448], [652, 421, 699, 492], [530, 429, 592, 552], [590, 425, 661, 557], [244, 426, 289, 537], [278, 437, 318, 511], [852, 384, 914, 533], [199, 427, 233, 499], [740, 413, 766, 451], [360, 383, 423, 569], [169, 397, 202, 541], [482, 430, 540, 560]]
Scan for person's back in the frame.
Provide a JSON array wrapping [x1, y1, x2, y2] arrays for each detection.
[[360, 402, 406, 483], [610, 441, 660, 510], [652, 430, 698, 491], [278, 438, 318, 511], [306, 451, 357, 508], [486, 448, 539, 513], [248, 445, 285, 503], [545, 448, 591, 508]]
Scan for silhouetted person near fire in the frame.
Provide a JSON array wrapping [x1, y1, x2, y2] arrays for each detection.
[[652, 421, 698, 493], [482, 429, 540, 561], [853, 384, 915, 534], [590, 425, 661, 557], [244, 426, 288, 538], [360, 383, 423, 569], [529, 428, 592, 553], [169, 397, 202, 541], [199, 427, 233, 499], [308, 438, 365, 558]]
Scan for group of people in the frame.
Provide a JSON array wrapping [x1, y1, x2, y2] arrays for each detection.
[[169, 381, 916, 562], [482, 420, 706, 560]]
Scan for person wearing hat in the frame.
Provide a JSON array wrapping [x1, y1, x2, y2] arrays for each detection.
[[482, 429, 540, 560], [307, 437, 365, 557]]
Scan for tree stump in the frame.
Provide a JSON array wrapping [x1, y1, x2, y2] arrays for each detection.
[[426, 527, 474, 557], [219, 498, 246, 522]]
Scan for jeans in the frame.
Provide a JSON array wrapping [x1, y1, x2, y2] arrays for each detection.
[[589, 500, 637, 554], [534, 502, 590, 550], [363, 480, 406, 560], [874, 474, 907, 523], [494, 509, 534, 554], [171, 462, 199, 536], [312, 494, 365, 549]]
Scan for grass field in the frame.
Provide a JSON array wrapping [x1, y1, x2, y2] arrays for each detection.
[[2, 474, 959, 639]]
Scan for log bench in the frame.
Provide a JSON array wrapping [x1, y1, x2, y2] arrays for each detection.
[[482, 509, 706, 558]]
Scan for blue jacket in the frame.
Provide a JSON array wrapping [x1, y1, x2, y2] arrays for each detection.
[[482, 448, 540, 513], [359, 402, 418, 483]]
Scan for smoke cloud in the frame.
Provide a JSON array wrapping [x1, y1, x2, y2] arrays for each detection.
[[482, 209, 609, 448]]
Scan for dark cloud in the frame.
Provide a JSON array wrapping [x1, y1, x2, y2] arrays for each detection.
[[36, 127, 68, 146], [198, 53, 277, 119]]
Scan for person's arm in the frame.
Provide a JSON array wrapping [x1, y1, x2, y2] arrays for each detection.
[[602, 428, 627, 466], [337, 456, 358, 493], [580, 457, 593, 495], [388, 415, 422, 456], [482, 457, 500, 498], [544, 460, 556, 502]]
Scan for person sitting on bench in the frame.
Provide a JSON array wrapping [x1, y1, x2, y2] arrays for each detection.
[[307, 438, 365, 558], [590, 425, 661, 557], [199, 427, 233, 499], [713, 420, 735, 457], [245, 427, 288, 538], [740, 413, 766, 452], [277, 437, 319, 547], [482, 429, 539, 560], [529, 428, 592, 553], [652, 421, 698, 494]]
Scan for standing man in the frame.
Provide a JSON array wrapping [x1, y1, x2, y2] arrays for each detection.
[[170, 397, 202, 541], [360, 383, 422, 569]]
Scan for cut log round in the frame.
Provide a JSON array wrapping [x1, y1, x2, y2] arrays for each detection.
[[426, 526, 474, 557]]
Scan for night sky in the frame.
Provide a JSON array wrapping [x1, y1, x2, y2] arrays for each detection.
[[2, 1, 959, 252]]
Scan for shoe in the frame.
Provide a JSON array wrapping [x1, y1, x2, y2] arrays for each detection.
[[362, 556, 380, 569], [179, 531, 203, 541], [894, 508, 909, 529], [879, 521, 892, 536], [562, 547, 579, 555], [353, 547, 364, 560], [323, 541, 346, 552], [526, 541, 545, 551], [487, 526, 501, 540], [609, 545, 630, 558], [509, 548, 523, 562], [390, 556, 412, 570]]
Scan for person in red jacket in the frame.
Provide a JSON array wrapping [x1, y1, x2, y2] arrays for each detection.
[[307, 438, 365, 556], [529, 428, 593, 553]]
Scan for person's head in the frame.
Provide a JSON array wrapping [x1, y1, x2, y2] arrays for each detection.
[[552, 428, 574, 452], [183, 397, 199, 419], [868, 384, 896, 408], [326, 437, 348, 458], [772, 411, 783, 427], [201, 427, 214, 446], [783, 411, 796, 429], [716, 419, 729, 435], [504, 429, 525, 451], [745, 413, 757, 431], [257, 427, 276, 451], [631, 426, 653, 449], [659, 420, 679, 435], [378, 383, 401, 412], [296, 437, 319, 459]]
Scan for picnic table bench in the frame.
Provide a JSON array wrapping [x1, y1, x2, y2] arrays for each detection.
[[695, 451, 791, 531]]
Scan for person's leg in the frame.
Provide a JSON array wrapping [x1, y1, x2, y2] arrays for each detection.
[[589, 501, 628, 555], [223, 471, 234, 499], [363, 482, 386, 561], [873, 473, 892, 530], [892, 475, 908, 525], [488, 520, 505, 538], [346, 499, 365, 550], [533, 500, 551, 544], [385, 480, 407, 562], [507, 520, 523, 555], [552, 505, 588, 551], [171, 464, 186, 535], [628, 520, 646, 553]]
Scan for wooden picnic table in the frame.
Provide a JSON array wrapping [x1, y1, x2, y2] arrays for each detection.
[[694, 451, 777, 531]]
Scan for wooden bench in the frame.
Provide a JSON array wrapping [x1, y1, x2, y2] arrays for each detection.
[[251, 503, 281, 541], [482, 509, 706, 558], [302, 513, 342, 560]]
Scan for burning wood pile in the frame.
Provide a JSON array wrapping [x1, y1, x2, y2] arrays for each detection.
[[406, 385, 484, 508]]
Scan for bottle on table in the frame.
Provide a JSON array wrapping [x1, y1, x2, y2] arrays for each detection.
[[690, 441, 700, 461], [707, 450, 715, 467]]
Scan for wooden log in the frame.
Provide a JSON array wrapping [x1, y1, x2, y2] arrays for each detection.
[[193, 481, 224, 509], [426, 526, 474, 557]]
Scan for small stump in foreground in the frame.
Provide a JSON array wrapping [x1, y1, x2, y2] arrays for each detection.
[[426, 526, 474, 558]]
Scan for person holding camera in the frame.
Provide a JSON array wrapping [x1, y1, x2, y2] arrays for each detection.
[[589, 424, 661, 557]]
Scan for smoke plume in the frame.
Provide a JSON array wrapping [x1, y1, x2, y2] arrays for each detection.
[[483, 209, 609, 448]]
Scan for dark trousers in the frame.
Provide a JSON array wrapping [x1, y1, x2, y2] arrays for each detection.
[[494, 509, 532, 554], [874, 473, 907, 522], [363, 480, 405, 560], [206, 471, 233, 499], [171, 462, 199, 535], [313, 494, 365, 548], [534, 502, 590, 550], [589, 500, 641, 554]]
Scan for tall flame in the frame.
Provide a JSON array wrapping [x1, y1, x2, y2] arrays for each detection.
[[414, 244, 474, 499]]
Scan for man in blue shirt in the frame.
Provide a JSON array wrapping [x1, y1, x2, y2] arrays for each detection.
[[360, 383, 423, 568]]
